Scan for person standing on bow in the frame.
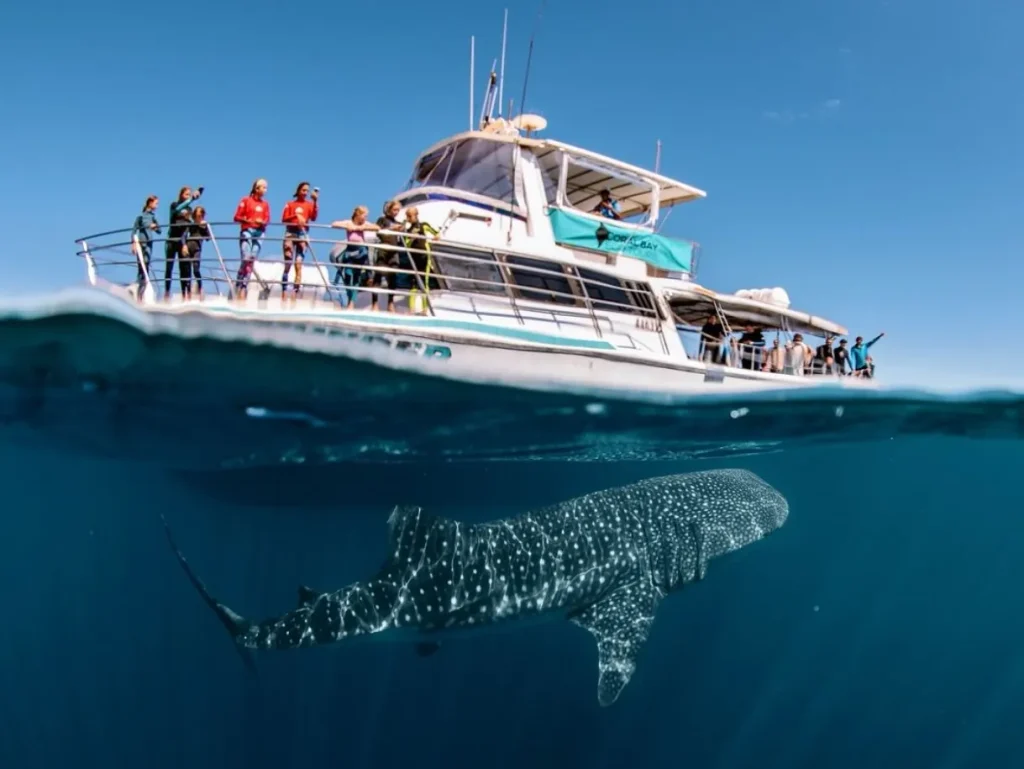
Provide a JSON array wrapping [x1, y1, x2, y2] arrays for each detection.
[[403, 206, 439, 309], [281, 181, 319, 300], [373, 200, 405, 312], [166, 185, 202, 300], [329, 206, 380, 309], [233, 179, 271, 300], [131, 194, 161, 301], [180, 205, 210, 301]]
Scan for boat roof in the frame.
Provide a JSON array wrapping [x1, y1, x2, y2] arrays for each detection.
[[664, 284, 848, 337], [411, 129, 707, 219]]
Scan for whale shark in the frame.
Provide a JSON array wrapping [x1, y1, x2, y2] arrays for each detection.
[[163, 468, 789, 705]]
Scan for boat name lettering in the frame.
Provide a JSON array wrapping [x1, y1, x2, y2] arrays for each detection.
[[260, 320, 451, 359]]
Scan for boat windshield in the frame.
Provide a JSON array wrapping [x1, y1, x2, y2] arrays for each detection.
[[406, 138, 518, 205]]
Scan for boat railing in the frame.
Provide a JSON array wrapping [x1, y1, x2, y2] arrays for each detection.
[[675, 329, 859, 376], [76, 222, 670, 351]]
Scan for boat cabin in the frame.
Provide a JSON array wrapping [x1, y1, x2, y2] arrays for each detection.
[[394, 119, 706, 286]]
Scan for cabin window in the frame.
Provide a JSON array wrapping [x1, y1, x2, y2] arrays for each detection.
[[504, 255, 578, 305], [533, 148, 562, 204], [577, 268, 647, 315], [408, 139, 517, 205], [429, 246, 507, 295], [409, 146, 451, 187]]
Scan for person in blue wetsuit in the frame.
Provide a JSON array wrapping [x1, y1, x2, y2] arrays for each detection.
[[131, 195, 161, 300], [851, 332, 884, 377]]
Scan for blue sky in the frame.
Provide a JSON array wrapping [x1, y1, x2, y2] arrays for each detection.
[[0, 0, 1020, 388]]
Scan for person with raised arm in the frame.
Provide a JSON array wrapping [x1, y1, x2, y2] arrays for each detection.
[[281, 181, 319, 300], [165, 185, 202, 300], [232, 179, 271, 301], [850, 332, 885, 378], [328, 206, 380, 309], [131, 194, 161, 301]]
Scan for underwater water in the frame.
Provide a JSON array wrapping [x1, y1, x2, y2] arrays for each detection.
[[1, 288, 1023, 769]]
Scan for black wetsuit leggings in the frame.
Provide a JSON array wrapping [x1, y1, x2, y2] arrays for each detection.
[[164, 240, 179, 296], [180, 243, 202, 295]]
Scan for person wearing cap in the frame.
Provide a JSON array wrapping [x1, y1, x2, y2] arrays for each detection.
[[593, 189, 621, 220], [851, 333, 885, 377], [833, 338, 851, 375]]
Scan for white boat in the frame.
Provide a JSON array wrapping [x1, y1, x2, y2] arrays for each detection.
[[75, 64, 870, 395]]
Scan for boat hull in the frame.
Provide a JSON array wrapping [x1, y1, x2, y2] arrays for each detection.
[[140, 297, 870, 397]]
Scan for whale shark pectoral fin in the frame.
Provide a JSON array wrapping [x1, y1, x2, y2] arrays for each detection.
[[570, 584, 661, 707]]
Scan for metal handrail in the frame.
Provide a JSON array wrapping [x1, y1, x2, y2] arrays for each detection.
[[76, 222, 662, 322]]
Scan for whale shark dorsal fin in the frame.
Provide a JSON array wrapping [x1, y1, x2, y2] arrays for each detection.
[[386, 505, 444, 564], [570, 583, 662, 706], [297, 585, 318, 608]]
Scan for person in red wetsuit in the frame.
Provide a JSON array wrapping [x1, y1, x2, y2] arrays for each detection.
[[233, 178, 271, 300], [281, 181, 319, 299]]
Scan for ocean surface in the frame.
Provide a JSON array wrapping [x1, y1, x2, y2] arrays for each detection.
[[1, 288, 1023, 769]]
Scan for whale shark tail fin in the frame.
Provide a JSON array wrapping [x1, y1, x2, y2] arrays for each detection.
[[160, 514, 258, 675]]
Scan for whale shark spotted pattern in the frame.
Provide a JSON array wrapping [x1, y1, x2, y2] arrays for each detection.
[[164, 468, 789, 705]]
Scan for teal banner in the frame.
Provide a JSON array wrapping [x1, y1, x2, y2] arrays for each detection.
[[547, 207, 693, 273]]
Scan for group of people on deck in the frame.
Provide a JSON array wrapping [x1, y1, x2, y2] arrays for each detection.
[[130, 180, 440, 308], [698, 315, 884, 378]]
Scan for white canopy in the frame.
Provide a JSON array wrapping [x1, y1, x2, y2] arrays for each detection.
[[664, 284, 848, 337]]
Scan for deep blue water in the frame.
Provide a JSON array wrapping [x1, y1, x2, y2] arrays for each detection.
[[2, 290, 1023, 769]]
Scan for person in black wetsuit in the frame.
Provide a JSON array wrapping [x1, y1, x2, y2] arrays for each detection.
[[700, 314, 725, 363], [371, 200, 405, 312], [180, 206, 210, 300], [813, 335, 835, 374], [737, 325, 765, 370], [833, 338, 850, 375], [166, 185, 202, 300]]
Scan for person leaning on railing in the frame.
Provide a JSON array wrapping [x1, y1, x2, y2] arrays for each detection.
[[166, 186, 202, 300], [281, 181, 319, 299], [329, 206, 380, 309], [737, 325, 766, 371], [699, 314, 726, 364], [232, 178, 271, 300], [131, 194, 161, 301]]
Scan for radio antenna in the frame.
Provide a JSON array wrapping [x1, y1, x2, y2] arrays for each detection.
[[498, 9, 508, 117], [655, 139, 662, 173], [469, 36, 475, 130], [515, 0, 546, 120]]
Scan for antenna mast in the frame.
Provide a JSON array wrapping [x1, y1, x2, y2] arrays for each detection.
[[655, 139, 662, 173], [498, 8, 508, 117], [469, 36, 475, 131]]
